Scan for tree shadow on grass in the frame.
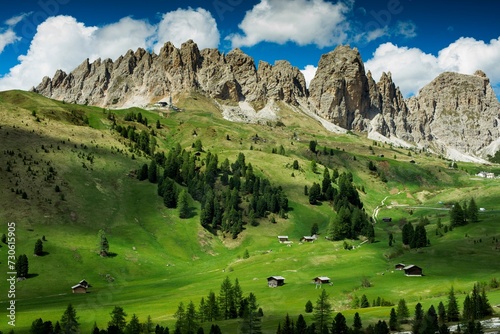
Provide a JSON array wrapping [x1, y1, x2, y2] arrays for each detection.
[[34, 251, 50, 257]]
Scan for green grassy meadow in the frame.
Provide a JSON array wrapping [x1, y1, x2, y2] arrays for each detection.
[[0, 90, 499, 333]]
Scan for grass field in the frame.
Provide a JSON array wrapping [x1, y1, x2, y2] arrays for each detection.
[[0, 90, 499, 333]]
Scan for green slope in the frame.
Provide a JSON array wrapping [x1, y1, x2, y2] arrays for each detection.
[[0, 90, 499, 333]]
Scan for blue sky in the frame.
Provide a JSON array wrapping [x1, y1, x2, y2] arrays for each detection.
[[0, 0, 499, 97]]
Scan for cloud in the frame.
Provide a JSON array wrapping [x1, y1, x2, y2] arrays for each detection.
[[0, 15, 155, 91], [0, 8, 221, 91], [0, 13, 32, 54], [154, 7, 219, 52], [5, 12, 32, 27], [395, 20, 417, 38], [300, 65, 317, 88], [365, 37, 500, 97], [0, 29, 19, 54], [227, 0, 351, 48]]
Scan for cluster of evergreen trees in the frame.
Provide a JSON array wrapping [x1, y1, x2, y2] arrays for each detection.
[[146, 143, 287, 238], [275, 283, 493, 334], [29, 304, 168, 334], [309, 169, 374, 242], [401, 217, 429, 249], [172, 276, 263, 334], [449, 198, 479, 227], [113, 124, 157, 156]]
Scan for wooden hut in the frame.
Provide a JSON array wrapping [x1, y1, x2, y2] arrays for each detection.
[[403, 265, 423, 276], [313, 276, 331, 284], [71, 283, 87, 294], [267, 276, 285, 287], [277, 236, 289, 243]]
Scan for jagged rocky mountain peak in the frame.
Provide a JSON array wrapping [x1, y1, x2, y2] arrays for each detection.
[[32, 41, 500, 161]]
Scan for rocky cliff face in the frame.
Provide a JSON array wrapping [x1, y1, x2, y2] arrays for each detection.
[[33, 42, 500, 160], [34, 40, 307, 108], [405, 70, 500, 158]]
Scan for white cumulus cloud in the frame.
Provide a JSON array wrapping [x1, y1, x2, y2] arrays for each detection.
[[301, 65, 317, 88], [154, 7, 219, 52], [227, 0, 351, 48], [365, 37, 500, 97], [0, 7, 221, 92], [0, 15, 155, 91]]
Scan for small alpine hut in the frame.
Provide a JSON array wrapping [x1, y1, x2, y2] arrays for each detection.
[[382, 217, 392, 222], [277, 236, 289, 243], [71, 279, 89, 294], [267, 276, 285, 287], [301, 235, 316, 243], [403, 265, 423, 276], [313, 276, 330, 284], [394, 263, 406, 270]]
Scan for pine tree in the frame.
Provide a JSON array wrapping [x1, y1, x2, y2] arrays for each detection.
[[125, 314, 141, 334], [402, 223, 415, 246], [174, 302, 186, 334], [352, 312, 362, 333], [148, 160, 158, 183], [314, 289, 332, 331], [218, 276, 233, 320], [108, 306, 127, 332], [447, 287, 460, 322], [138, 163, 148, 181], [97, 229, 109, 256], [397, 299, 410, 324], [240, 292, 261, 334], [178, 189, 190, 219], [185, 301, 199, 334], [438, 301, 447, 324], [206, 290, 219, 321], [412, 303, 424, 334], [163, 178, 178, 208], [360, 294, 369, 308], [331, 312, 349, 334], [15, 254, 28, 278], [308, 183, 321, 204], [389, 308, 398, 331], [467, 198, 479, 223], [423, 305, 439, 334], [296, 314, 308, 334], [61, 304, 79, 334], [450, 202, 466, 227], [34, 239, 43, 256]]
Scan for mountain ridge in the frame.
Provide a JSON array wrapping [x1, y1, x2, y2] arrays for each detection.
[[33, 40, 500, 162]]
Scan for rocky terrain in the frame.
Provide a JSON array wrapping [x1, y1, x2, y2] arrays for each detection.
[[33, 41, 500, 161]]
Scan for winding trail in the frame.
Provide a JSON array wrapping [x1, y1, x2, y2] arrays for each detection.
[[372, 192, 450, 223]]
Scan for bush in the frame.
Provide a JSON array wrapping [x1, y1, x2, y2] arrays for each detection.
[[305, 300, 313, 313]]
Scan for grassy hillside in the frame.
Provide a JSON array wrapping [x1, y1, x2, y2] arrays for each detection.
[[0, 90, 499, 333]]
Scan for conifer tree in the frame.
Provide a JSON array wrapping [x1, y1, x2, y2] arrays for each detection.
[[397, 299, 410, 324], [15, 254, 28, 278], [61, 304, 79, 334], [467, 198, 479, 223], [178, 189, 190, 219], [389, 308, 398, 331], [108, 306, 127, 332], [447, 287, 460, 322], [314, 289, 332, 330], [34, 239, 43, 256]]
